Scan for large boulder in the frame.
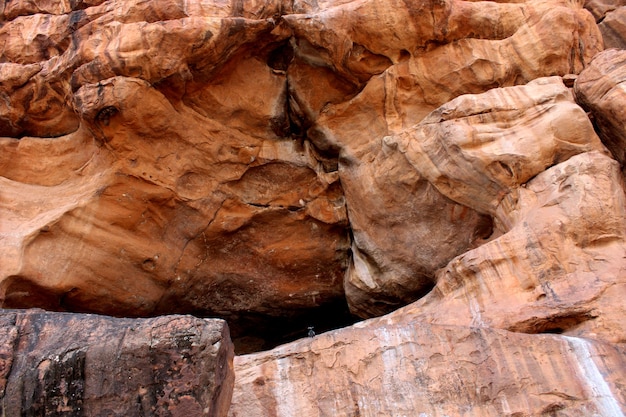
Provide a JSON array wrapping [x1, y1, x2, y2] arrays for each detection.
[[598, 7, 626, 49], [575, 49, 626, 169], [0, 309, 234, 417]]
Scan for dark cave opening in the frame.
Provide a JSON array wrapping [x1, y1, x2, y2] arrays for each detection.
[[220, 299, 361, 354]]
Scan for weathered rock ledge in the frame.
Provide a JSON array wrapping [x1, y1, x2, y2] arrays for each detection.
[[1, 0, 625, 415], [230, 317, 626, 416]]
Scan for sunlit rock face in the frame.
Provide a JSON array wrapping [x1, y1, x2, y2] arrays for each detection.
[[227, 75, 626, 417], [3, 0, 605, 340], [0, 0, 355, 350], [229, 319, 626, 417], [575, 49, 626, 171], [1, 0, 626, 415]]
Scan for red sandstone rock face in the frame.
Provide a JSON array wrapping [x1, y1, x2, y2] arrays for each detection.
[[599, 7, 626, 49], [0, 0, 606, 324], [585, 0, 626, 21], [1, 0, 626, 414], [0, 0, 354, 349], [388, 78, 626, 345], [229, 319, 626, 416], [0, 309, 234, 417], [575, 49, 626, 170], [304, 0, 604, 317]]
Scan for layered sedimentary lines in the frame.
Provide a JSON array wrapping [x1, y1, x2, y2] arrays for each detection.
[[229, 321, 626, 417], [1, 0, 626, 414]]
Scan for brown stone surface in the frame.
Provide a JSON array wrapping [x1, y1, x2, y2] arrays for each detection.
[[1, 0, 626, 414], [394, 151, 626, 342], [0, 0, 353, 350], [584, 0, 626, 21], [229, 318, 626, 416], [1, 0, 605, 336], [301, 0, 602, 318], [575, 49, 626, 168], [392, 77, 606, 214], [0, 309, 234, 417], [599, 7, 626, 49]]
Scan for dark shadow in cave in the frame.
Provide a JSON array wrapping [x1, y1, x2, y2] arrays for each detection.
[[209, 298, 361, 355]]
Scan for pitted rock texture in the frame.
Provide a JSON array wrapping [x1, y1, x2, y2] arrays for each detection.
[[0, 309, 234, 417]]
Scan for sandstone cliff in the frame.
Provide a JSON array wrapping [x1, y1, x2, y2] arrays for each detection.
[[0, 0, 625, 415]]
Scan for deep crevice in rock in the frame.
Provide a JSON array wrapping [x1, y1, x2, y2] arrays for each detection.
[[267, 41, 294, 72]]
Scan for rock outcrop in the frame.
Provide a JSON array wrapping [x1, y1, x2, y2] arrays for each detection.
[[575, 49, 626, 170], [584, 0, 626, 21], [305, 0, 603, 317], [0, 0, 354, 350], [0, 0, 605, 327], [229, 319, 625, 416], [0, 310, 234, 417], [228, 75, 626, 416], [584, 0, 626, 49], [598, 7, 626, 49], [387, 77, 626, 344], [1, 0, 626, 415]]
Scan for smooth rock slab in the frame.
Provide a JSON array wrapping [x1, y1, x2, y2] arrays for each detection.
[[0, 309, 234, 417]]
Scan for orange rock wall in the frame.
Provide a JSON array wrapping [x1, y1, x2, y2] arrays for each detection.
[[1, 0, 625, 414]]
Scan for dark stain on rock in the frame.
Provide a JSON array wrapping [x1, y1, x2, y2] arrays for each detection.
[[95, 106, 119, 127], [22, 349, 86, 417], [68, 10, 87, 33]]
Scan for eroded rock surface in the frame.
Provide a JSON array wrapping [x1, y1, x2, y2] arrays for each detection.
[[0, 309, 234, 417], [393, 151, 626, 342], [584, 0, 626, 22], [1, 0, 607, 342], [229, 318, 626, 416], [386, 78, 626, 345], [306, 0, 603, 317], [1, 0, 626, 414], [575, 49, 626, 169], [0, 0, 354, 351], [599, 7, 626, 49]]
